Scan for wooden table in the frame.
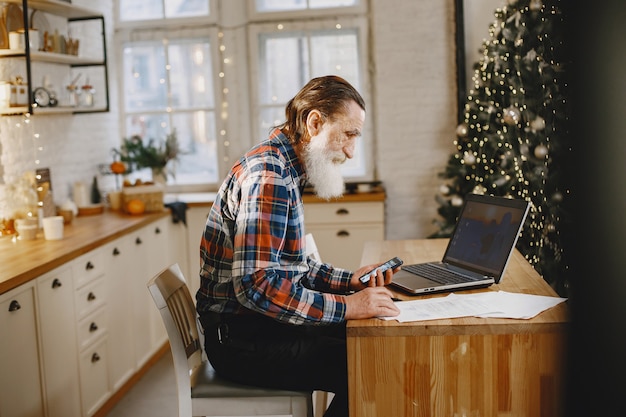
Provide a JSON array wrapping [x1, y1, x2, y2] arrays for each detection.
[[347, 239, 568, 417]]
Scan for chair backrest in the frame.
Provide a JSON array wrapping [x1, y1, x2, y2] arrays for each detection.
[[147, 263, 200, 417]]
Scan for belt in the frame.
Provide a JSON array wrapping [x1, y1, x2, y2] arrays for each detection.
[[200, 311, 261, 351]]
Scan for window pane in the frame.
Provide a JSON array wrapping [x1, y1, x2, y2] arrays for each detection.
[[123, 42, 168, 111], [120, 0, 210, 21], [310, 31, 360, 87], [168, 40, 215, 109], [258, 35, 308, 105], [259, 106, 285, 141], [256, 0, 357, 12], [124, 111, 218, 184], [310, 0, 357, 9], [120, 0, 163, 21], [125, 113, 170, 145], [165, 0, 210, 18], [170, 111, 218, 184]]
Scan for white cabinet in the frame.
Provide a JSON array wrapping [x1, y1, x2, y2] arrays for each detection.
[[72, 249, 110, 416], [128, 217, 170, 368], [37, 266, 82, 417], [0, 282, 44, 417], [304, 201, 385, 270], [0, 214, 180, 417], [103, 237, 135, 391]]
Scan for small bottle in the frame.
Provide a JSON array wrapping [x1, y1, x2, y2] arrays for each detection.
[[80, 84, 95, 107], [67, 85, 80, 107]]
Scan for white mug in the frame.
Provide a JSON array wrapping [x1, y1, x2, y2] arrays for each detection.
[[42, 216, 64, 240], [9, 29, 39, 51]]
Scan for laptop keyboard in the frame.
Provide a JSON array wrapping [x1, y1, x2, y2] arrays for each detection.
[[402, 263, 480, 285]]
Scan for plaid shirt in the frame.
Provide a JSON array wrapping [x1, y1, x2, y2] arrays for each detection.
[[195, 129, 352, 325]]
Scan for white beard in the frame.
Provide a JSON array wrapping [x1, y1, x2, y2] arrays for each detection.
[[303, 138, 345, 200]]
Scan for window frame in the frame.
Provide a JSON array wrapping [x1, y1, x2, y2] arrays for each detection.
[[248, 0, 367, 22], [247, 15, 374, 181], [114, 0, 217, 29], [115, 23, 224, 192]]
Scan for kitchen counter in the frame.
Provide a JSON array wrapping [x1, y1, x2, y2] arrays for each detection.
[[0, 210, 170, 295], [164, 188, 386, 205]]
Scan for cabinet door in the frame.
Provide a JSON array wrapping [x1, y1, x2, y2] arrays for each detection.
[[103, 237, 136, 391], [146, 218, 169, 347], [37, 267, 82, 417], [0, 283, 44, 417], [128, 225, 153, 367], [78, 338, 109, 417], [128, 219, 170, 367]]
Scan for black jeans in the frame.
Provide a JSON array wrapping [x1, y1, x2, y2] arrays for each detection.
[[199, 312, 348, 417]]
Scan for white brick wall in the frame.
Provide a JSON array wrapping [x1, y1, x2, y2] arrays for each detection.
[[371, 0, 458, 239], [0, 0, 459, 240]]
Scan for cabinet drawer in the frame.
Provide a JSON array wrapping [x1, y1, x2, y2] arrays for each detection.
[[309, 224, 384, 270], [77, 306, 108, 351], [304, 202, 384, 224], [72, 250, 105, 289], [75, 276, 106, 319], [79, 338, 110, 417]]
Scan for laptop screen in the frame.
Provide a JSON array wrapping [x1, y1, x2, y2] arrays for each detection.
[[443, 194, 529, 279]]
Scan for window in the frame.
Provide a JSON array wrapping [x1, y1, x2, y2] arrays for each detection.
[[116, 2, 220, 189], [119, 0, 210, 21], [115, 0, 371, 189], [249, 16, 371, 178]]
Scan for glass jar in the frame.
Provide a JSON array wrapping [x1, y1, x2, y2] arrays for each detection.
[[80, 85, 95, 107], [67, 85, 80, 107]]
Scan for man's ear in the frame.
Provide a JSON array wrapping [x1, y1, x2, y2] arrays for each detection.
[[306, 110, 324, 137]]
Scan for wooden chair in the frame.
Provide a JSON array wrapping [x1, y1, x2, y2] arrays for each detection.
[[305, 233, 331, 417], [147, 263, 314, 417]]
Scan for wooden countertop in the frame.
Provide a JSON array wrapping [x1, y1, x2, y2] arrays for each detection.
[[165, 189, 386, 206], [302, 189, 385, 203], [0, 210, 170, 295], [348, 238, 568, 337]]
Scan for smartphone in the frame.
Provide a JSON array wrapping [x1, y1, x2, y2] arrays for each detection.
[[358, 256, 404, 284]]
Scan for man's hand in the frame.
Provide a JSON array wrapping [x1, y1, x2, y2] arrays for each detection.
[[344, 286, 400, 319], [350, 262, 399, 289]]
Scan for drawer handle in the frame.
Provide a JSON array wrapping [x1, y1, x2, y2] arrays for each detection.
[[52, 278, 62, 289], [8, 300, 21, 312], [85, 261, 94, 271], [91, 353, 101, 363], [89, 322, 98, 332], [135, 237, 142, 245], [112, 247, 121, 256], [87, 292, 96, 301], [337, 230, 350, 237], [155, 227, 161, 234], [336, 208, 349, 215]]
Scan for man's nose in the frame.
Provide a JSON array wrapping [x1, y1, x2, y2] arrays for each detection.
[[343, 142, 355, 159]]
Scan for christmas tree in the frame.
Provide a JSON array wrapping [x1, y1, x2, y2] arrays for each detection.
[[432, 0, 572, 296]]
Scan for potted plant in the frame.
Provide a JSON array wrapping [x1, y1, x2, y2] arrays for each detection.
[[114, 130, 181, 183]]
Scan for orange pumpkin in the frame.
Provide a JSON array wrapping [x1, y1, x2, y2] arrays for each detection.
[[110, 161, 126, 174], [126, 199, 145, 215]]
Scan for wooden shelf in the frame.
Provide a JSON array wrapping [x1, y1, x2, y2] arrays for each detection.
[[2, 0, 101, 19], [0, 50, 103, 65]]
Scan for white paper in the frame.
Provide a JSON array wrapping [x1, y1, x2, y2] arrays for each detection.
[[381, 291, 566, 322]]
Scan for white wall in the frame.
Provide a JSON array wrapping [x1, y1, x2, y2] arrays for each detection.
[[0, 0, 467, 240], [0, 0, 119, 212]]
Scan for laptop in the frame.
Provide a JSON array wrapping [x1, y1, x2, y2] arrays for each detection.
[[390, 193, 530, 295]]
